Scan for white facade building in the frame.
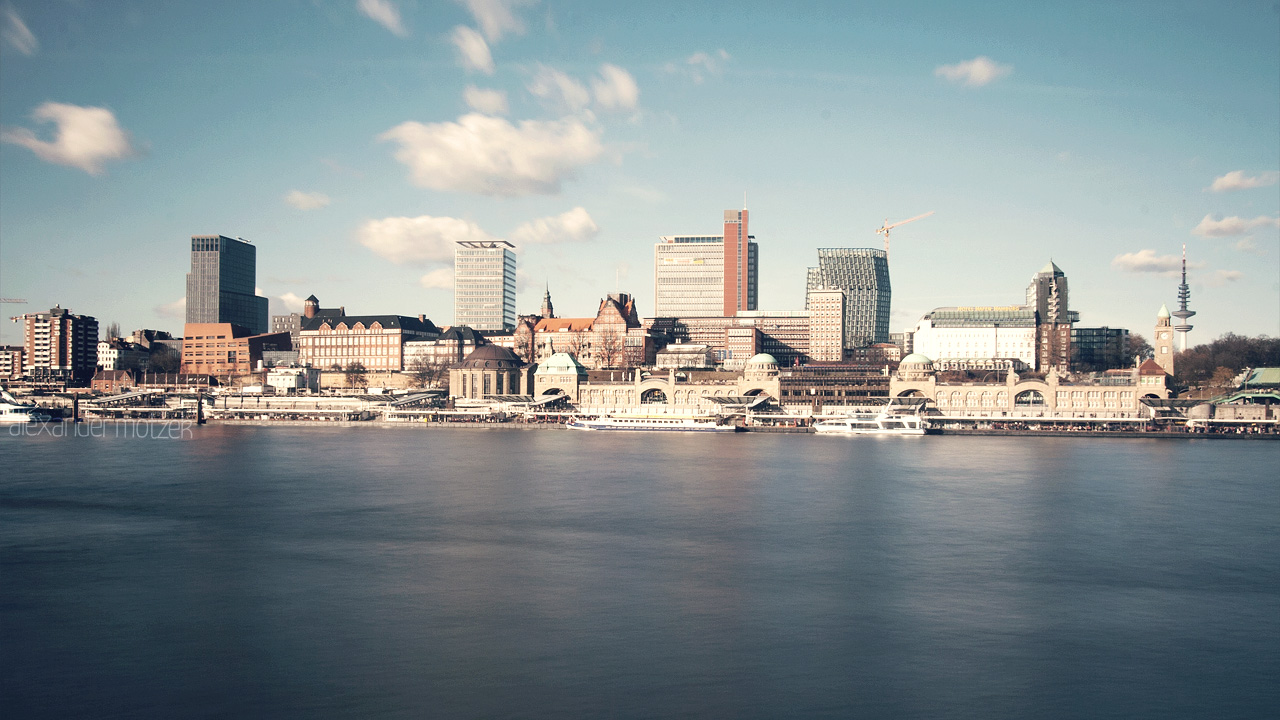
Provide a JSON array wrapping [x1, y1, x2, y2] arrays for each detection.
[[454, 240, 516, 331], [805, 288, 846, 362], [908, 306, 1038, 369]]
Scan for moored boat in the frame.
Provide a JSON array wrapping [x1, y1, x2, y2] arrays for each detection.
[[812, 409, 928, 436], [567, 412, 739, 432]]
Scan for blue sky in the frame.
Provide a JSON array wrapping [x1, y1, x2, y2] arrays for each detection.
[[2, 0, 1277, 348]]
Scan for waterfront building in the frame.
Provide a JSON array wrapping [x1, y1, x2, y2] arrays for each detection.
[[653, 209, 758, 317], [0, 346, 25, 379], [272, 294, 346, 344], [806, 289, 846, 362], [664, 312, 811, 368], [777, 363, 891, 407], [524, 293, 645, 370], [96, 339, 150, 371], [654, 343, 717, 369], [180, 323, 292, 378], [296, 314, 439, 373], [537, 353, 783, 412], [1070, 327, 1131, 372], [90, 369, 136, 394], [17, 305, 99, 383], [907, 306, 1038, 370], [266, 366, 321, 394], [449, 344, 532, 400], [186, 235, 269, 335], [455, 240, 516, 331], [1026, 261, 1078, 370], [1153, 304, 1176, 376], [890, 353, 1170, 417], [806, 248, 890, 347]]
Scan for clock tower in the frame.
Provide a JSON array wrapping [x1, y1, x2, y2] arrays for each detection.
[[1153, 304, 1175, 376]]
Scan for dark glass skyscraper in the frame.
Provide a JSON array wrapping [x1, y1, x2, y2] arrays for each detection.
[[806, 248, 890, 347], [185, 235, 269, 335]]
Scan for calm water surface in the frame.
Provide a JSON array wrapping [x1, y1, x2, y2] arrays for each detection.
[[1, 426, 1277, 719]]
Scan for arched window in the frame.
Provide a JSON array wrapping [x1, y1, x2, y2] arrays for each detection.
[[641, 388, 666, 404], [1015, 390, 1046, 407]]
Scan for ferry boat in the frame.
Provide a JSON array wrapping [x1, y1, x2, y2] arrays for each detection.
[[567, 413, 739, 432], [812, 409, 929, 436], [0, 392, 50, 424]]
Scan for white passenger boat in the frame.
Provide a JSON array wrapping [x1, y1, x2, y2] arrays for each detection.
[[567, 413, 739, 432], [0, 392, 49, 424], [812, 409, 929, 436]]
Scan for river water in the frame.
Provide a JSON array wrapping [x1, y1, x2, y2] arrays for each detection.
[[2, 425, 1277, 719]]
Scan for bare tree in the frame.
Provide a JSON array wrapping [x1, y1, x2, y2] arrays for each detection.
[[564, 329, 589, 361], [104, 321, 122, 341], [148, 345, 181, 372], [595, 328, 623, 369], [345, 361, 368, 389], [407, 356, 450, 388]]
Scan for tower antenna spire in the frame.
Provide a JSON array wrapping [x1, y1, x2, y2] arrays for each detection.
[[1172, 243, 1196, 352]]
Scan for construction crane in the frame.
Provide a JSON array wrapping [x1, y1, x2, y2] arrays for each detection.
[[875, 211, 934, 260], [0, 298, 27, 303]]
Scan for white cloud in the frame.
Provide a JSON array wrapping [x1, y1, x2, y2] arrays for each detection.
[[1206, 269, 1244, 286], [1234, 238, 1262, 255], [420, 267, 454, 289], [358, 214, 496, 265], [460, 0, 530, 42], [464, 85, 508, 115], [1192, 214, 1280, 237], [527, 64, 591, 113], [1111, 249, 1182, 274], [358, 0, 407, 37], [278, 292, 306, 312], [1, 102, 136, 175], [1207, 170, 1279, 192], [510, 207, 599, 246], [3, 7, 37, 55], [156, 296, 186, 320], [666, 49, 730, 84], [935, 56, 1013, 87], [450, 25, 494, 74], [379, 112, 604, 196], [284, 190, 331, 210], [591, 64, 639, 110]]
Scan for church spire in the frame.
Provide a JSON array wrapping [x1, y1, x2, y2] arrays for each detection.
[[540, 282, 555, 319]]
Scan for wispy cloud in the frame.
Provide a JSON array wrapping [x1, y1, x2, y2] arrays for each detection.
[[664, 49, 730, 84], [358, 0, 407, 37], [464, 86, 508, 115], [284, 190, 331, 210], [420, 267, 454, 289], [527, 64, 591, 113], [592, 64, 639, 111], [1192, 214, 1280, 237], [3, 6, 36, 55], [1234, 238, 1263, 255], [460, 0, 531, 42], [358, 214, 495, 265], [1205, 269, 1243, 287], [379, 113, 604, 196], [450, 25, 494, 74], [1207, 170, 1279, 192], [268, 292, 307, 317], [156, 296, 186, 320], [935, 56, 1012, 87], [1111, 249, 1183, 275], [510, 207, 599, 245], [1, 102, 136, 175]]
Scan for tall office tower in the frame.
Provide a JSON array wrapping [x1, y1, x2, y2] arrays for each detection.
[[1171, 244, 1195, 352], [653, 209, 757, 317], [1025, 261, 1079, 370], [454, 240, 516, 331], [186, 235, 269, 335], [806, 248, 890, 347], [18, 305, 99, 382], [722, 209, 757, 316]]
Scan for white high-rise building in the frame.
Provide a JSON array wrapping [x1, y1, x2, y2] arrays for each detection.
[[454, 240, 516, 331]]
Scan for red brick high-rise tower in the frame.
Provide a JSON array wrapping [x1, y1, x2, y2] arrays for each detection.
[[721, 209, 757, 316]]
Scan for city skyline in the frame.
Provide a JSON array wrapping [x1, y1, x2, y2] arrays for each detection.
[[1, 1, 1278, 347]]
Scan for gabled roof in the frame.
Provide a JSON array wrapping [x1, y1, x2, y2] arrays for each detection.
[[534, 318, 595, 332], [1138, 358, 1167, 376], [302, 314, 437, 333]]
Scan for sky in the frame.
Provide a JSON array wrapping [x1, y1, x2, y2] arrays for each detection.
[[1, 0, 1278, 349]]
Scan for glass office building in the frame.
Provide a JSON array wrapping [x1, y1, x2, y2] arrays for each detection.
[[806, 248, 890, 347], [185, 235, 269, 335]]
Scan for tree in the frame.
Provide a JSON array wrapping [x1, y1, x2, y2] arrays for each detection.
[[104, 321, 122, 341], [1128, 334, 1154, 362], [345, 361, 368, 389], [1174, 333, 1280, 386], [565, 329, 589, 362], [595, 328, 623, 369], [1209, 366, 1237, 388], [407, 356, 449, 388]]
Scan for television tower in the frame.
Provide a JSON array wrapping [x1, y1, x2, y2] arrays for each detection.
[[1171, 243, 1195, 351]]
